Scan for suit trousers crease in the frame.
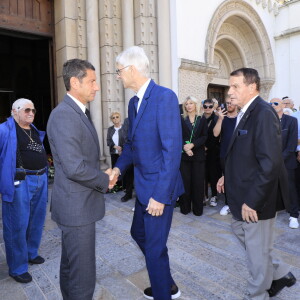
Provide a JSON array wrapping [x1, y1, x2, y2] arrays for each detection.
[[58, 222, 96, 300], [131, 199, 175, 300], [231, 217, 290, 300], [180, 159, 205, 215]]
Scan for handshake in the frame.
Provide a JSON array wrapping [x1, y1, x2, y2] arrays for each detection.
[[104, 167, 120, 189]]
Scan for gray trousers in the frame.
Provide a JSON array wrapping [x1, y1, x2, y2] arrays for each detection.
[[58, 222, 96, 300], [231, 217, 290, 300]]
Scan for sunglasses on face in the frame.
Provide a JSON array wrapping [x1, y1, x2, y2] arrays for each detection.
[[111, 116, 119, 120], [269, 102, 279, 106], [115, 65, 130, 76], [203, 105, 213, 109], [23, 108, 36, 114]]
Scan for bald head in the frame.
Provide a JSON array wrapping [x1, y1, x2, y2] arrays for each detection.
[[270, 98, 283, 115]]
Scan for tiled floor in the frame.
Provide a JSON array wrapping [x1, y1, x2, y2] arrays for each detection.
[[1, 188, 300, 300]]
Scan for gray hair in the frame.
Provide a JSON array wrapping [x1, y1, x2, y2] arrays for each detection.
[[182, 96, 201, 118], [11, 98, 34, 116], [116, 46, 150, 77]]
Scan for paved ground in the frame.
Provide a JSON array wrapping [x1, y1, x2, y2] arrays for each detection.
[[1, 186, 300, 300]]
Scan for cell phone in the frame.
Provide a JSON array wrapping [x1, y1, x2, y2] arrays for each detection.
[[220, 103, 227, 112]]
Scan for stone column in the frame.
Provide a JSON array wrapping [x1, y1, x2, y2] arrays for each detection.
[[121, 0, 135, 112], [156, 0, 172, 88], [86, 0, 105, 164]]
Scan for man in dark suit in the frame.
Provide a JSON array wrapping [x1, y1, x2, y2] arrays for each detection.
[[217, 68, 296, 299], [47, 59, 114, 300], [270, 98, 299, 229], [111, 46, 184, 300]]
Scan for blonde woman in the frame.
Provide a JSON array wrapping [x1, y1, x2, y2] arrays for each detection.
[[179, 96, 208, 216]]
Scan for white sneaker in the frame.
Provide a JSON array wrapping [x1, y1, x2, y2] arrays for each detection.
[[289, 217, 299, 229], [220, 205, 230, 216], [209, 196, 217, 207]]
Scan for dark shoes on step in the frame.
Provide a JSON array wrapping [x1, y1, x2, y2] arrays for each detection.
[[121, 194, 132, 202], [10, 272, 32, 283], [143, 284, 181, 299], [29, 255, 45, 264], [268, 272, 296, 297]]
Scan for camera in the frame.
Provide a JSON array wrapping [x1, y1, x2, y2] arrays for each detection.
[[220, 103, 227, 112]]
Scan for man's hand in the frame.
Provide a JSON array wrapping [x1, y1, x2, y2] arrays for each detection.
[[216, 107, 227, 120], [217, 176, 225, 193], [146, 198, 165, 216], [242, 203, 258, 223], [105, 168, 118, 189]]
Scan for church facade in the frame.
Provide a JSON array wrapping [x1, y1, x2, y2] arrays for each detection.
[[0, 0, 299, 164]]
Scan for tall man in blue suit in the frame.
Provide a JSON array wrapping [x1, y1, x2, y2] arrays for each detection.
[[111, 46, 184, 300]]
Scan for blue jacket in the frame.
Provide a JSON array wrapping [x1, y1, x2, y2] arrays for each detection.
[[0, 116, 46, 202], [115, 80, 184, 205]]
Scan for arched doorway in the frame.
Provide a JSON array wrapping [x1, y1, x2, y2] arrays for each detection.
[[205, 0, 276, 100]]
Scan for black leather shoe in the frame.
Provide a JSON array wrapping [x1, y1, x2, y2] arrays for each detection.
[[29, 255, 45, 264], [268, 272, 296, 297], [121, 194, 132, 202], [143, 284, 181, 299], [10, 272, 32, 283]]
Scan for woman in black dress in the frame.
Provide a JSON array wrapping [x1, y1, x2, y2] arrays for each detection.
[[179, 96, 208, 216]]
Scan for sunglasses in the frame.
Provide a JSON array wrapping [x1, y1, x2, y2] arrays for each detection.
[[23, 108, 36, 114], [203, 105, 214, 109], [269, 102, 279, 106], [116, 65, 130, 76], [111, 116, 119, 119]]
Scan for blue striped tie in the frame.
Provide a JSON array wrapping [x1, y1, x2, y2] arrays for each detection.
[[133, 96, 139, 115]]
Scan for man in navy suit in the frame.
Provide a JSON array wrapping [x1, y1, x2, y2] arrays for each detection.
[[270, 98, 299, 228], [111, 46, 184, 300], [217, 68, 296, 299]]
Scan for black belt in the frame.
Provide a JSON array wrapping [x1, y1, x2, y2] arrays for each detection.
[[25, 167, 47, 176]]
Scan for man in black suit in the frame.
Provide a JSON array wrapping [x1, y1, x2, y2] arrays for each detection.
[[217, 68, 296, 299], [270, 98, 299, 229]]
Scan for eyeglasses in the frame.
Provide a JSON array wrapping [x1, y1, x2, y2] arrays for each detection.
[[203, 105, 214, 109], [23, 108, 36, 114], [111, 116, 119, 120], [269, 102, 279, 106], [226, 102, 233, 106], [116, 65, 130, 76]]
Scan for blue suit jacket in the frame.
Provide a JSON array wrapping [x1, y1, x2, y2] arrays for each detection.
[[115, 80, 184, 205]]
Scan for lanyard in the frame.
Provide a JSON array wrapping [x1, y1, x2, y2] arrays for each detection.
[[188, 115, 198, 143]]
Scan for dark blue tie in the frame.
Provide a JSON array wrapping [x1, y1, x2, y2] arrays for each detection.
[[133, 96, 139, 115]]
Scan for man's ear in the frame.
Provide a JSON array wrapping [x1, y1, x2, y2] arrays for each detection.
[[70, 77, 79, 90]]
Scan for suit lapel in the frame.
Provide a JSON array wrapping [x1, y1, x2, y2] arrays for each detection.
[[131, 80, 155, 136], [64, 96, 100, 152], [226, 96, 260, 157]]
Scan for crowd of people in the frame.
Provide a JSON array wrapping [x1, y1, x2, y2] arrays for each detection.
[[0, 46, 299, 300]]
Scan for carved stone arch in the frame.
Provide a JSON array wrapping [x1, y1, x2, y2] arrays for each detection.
[[205, 0, 275, 98]]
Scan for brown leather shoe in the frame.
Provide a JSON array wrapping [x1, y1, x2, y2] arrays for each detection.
[[268, 272, 296, 297]]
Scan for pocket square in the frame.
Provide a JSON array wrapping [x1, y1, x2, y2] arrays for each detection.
[[238, 129, 248, 136]]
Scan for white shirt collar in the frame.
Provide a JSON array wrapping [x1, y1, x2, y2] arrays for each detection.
[[241, 95, 259, 113], [67, 93, 87, 113], [136, 79, 151, 101]]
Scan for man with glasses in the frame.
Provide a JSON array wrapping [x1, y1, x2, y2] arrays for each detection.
[[282, 96, 297, 112], [213, 96, 238, 215], [111, 46, 184, 300], [203, 99, 221, 207], [0, 98, 48, 283], [270, 98, 299, 228]]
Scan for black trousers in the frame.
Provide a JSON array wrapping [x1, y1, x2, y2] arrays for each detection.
[[296, 162, 300, 209], [179, 159, 205, 216], [288, 168, 299, 218], [205, 153, 221, 198]]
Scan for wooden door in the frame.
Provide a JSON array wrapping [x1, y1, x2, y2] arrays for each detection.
[[0, 0, 53, 36]]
